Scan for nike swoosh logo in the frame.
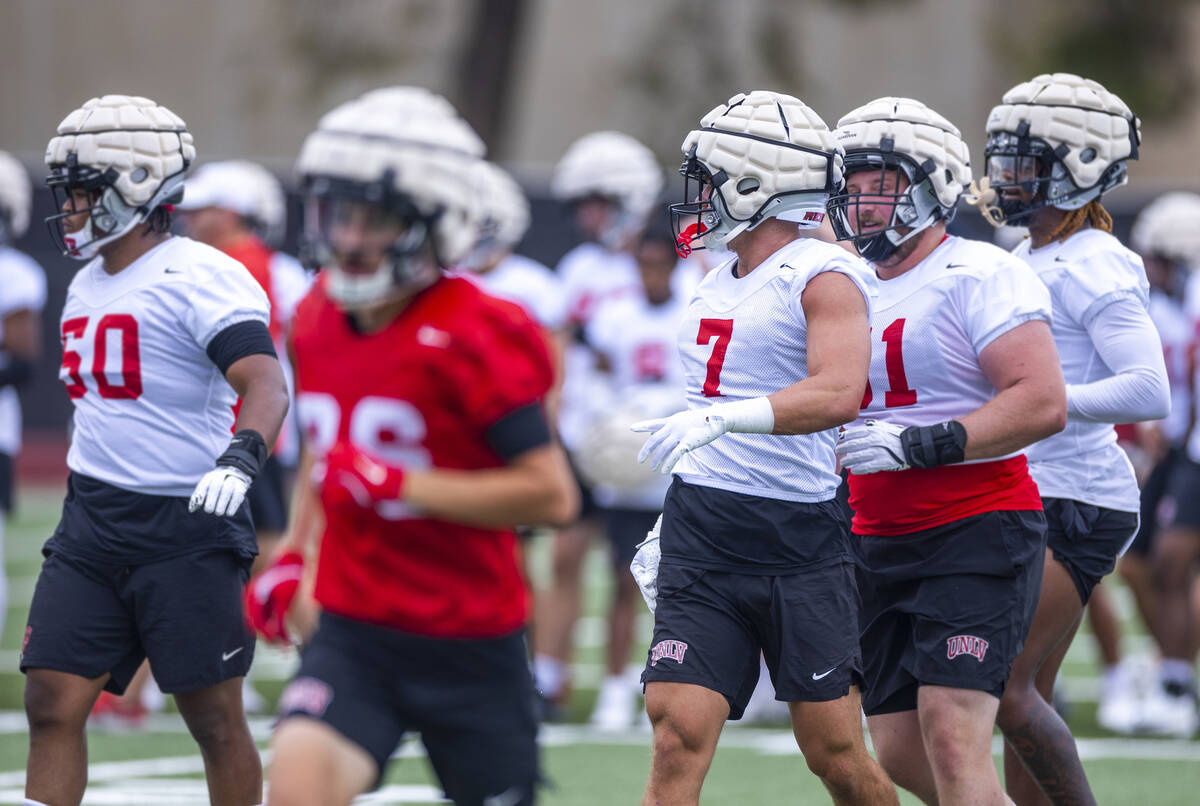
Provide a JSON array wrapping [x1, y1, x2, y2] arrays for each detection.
[[1054, 256, 1069, 262], [812, 667, 837, 681], [164, 268, 183, 274], [222, 647, 244, 662], [945, 263, 968, 269]]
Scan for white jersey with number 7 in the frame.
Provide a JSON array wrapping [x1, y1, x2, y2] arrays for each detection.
[[672, 237, 874, 502]]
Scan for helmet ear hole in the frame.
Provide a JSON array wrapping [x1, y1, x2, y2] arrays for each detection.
[[1079, 147, 1097, 163], [736, 177, 760, 195]]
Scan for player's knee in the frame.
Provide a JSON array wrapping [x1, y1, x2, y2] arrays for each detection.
[[23, 675, 87, 733], [184, 706, 246, 754], [921, 721, 971, 777], [800, 738, 858, 787]]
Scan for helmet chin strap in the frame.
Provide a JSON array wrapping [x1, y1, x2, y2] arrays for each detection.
[[62, 210, 140, 261]]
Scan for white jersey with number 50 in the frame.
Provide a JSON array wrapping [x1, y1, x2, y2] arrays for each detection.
[[673, 238, 874, 502], [60, 236, 270, 496]]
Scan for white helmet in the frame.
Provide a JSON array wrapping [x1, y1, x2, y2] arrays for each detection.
[[552, 131, 662, 249], [0, 151, 31, 244], [1130, 192, 1200, 268], [461, 161, 530, 271], [45, 95, 195, 260], [969, 73, 1140, 227], [572, 384, 682, 492], [829, 97, 971, 263], [296, 85, 485, 309], [669, 90, 842, 257], [177, 160, 288, 247]]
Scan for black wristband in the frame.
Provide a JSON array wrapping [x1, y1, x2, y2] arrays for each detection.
[[215, 429, 268, 478], [900, 420, 967, 469]]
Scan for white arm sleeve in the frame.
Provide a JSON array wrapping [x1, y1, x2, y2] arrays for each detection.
[[1067, 295, 1171, 423]]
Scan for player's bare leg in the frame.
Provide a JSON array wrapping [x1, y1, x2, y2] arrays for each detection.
[[24, 668, 108, 806], [642, 681, 728, 805], [1086, 582, 1121, 672], [174, 676, 262, 806], [919, 685, 1008, 805], [790, 689, 898, 805], [1118, 552, 1164, 649], [867, 710, 938, 804], [591, 566, 641, 728], [267, 718, 376, 806], [1154, 526, 1200, 675], [533, 517, 599, 708], [996, 552, 1096, 806]]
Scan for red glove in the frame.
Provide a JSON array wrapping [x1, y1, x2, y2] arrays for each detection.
[[243, 551, 304, 644], [317, 440, 406, 513]]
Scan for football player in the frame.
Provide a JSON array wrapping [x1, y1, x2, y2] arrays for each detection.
[[969, 74, 1173, 793], [1096, 192, 1200, 734], [0, 151, 46, 644], [632, 90, 896, 805], [830, 97, 1066, 805], [20, 95, 289, 806], [532, 130, 662, 715], [576, 225, 687, 730], [243, 87, 578, 806]]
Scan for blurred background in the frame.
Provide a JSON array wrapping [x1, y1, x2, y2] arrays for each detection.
[[3, 0, 1200, 447]]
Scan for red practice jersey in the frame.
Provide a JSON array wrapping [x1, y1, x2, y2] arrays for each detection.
[[290, 274, 554, 638]]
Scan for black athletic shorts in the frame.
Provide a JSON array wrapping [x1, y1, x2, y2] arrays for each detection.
[[1043, 498, 1138, 605], [247, 455, 288, 534], [278, 612, 540, 803], [21, 548, 254, 694], [1128, 449, 1178, 556], [600, 507, 659, 567], [855, 509, 1047, 716], [642, 559, 863, 718], [1165, 455, 1200, 531]]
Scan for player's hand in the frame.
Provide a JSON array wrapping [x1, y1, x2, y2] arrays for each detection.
[[316, 440, 406, 512], [243, 551, 304, 644], [836, 420, 911, 474], [189, 467, 252, 517], [632, 408, 732, 475]]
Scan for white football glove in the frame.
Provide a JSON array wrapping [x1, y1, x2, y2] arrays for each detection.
[[189, 467, 253, 517], [632, 397, 774, 475], [836, 420, 911, 474], [630, 514, 663, 613]]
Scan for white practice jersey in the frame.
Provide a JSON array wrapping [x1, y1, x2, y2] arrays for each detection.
[[848, 236, 1051, 536], [1015, 229, 1147, 512], [856, 236, 1052, 435], [557, 242, 643, 450], [1146, 289, 1192, 447], [587, 293, 689, 510], [0, 247, 47, 456], [673, 238, 875, 502], [465, 253, 567, 330], [61, 236, 270, 496]]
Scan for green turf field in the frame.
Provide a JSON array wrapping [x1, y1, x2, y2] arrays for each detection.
[[1, 484, 1197, 804]]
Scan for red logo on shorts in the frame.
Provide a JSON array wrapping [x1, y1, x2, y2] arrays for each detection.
[[20, 625, 31, 661], [650, 639, 688, 667], [946, 634, 989, 662], [278, 676, 333, 716]]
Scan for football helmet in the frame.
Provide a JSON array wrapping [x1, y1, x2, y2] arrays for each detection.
[[1130, 191, 1200, 269], [178, 160, 288, 247], [573, 384, 681, 491], [0, 151, 31, 245], [44, 95, 195, 260], [460, 161, 530, 271], [552, 131, 662, 250], [296, 85, 485, 309], [669, 90, 842, 258], [828, 97, 971, 262], [968, 73, 1140, 227]]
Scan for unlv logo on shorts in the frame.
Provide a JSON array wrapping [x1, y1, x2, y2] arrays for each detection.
[[278, 676, 334, 716], [650, 639, 688, 667], [946, 634, 989, 662]]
